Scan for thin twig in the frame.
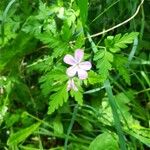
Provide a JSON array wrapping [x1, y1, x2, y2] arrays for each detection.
[[91, 0, 120, 24], [90, 0, 144, 38], [69, 0, 144, 44]]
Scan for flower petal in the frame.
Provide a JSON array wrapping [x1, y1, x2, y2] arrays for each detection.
[[63, 54, 77, 65], [79, 61, 92, 70], [75, 49, 84, 62], [67, 80, 72, 91], [77, 69, 88, 79], [67, 79, 78, 91], [66, 66, 78, 77]]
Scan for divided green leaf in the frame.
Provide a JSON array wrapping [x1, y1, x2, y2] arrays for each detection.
[[71, 90, 83, 105], [88, 71, 103, 84], [126, 128, 150, 147], [27, 56, 53, 73], [36, 32, 68, 58], [105, 32, 139, 53], [94, 50, 113, 81], [39, 67, 67, 96], [48, 84, 69, 114], [115, 92, 131, 120], [113, 54, 131, 85]]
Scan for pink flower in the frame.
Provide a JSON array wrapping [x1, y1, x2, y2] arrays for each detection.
[[67, 78, 78, 91], [63, 49, 92, 79]]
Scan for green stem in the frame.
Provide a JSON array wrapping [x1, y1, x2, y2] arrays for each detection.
[[38, 128, 90, 144], [128, 37, 138, 63], [139, 5, 145, 40], [104, 79, 127, 150], [26, 112, 53, 129], [64, 104, 79, 150]]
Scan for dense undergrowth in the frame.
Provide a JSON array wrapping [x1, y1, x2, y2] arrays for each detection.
[[0, 0, 150, 150]]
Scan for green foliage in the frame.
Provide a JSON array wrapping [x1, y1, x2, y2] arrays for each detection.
[[126, 128, 150, 147], [89, 132, 119, 150], [94, 49, 113, 81], [88, 71, 103, 84], [39, 67, 67, 96], [94, 32, 139, 83], [48, 84, 69, 114], [105, 32, 139, 53], [0, 105, 8, 125], [36, 32, 69, 58], [0, 0, 149, 149], [0, 32, 36, 71], [7, 122, 41, 146], [53, 116, 64, 135], [27, 56, 53, 73], [71, 90, 83, 105], [113, 54, 131, 85], [76, 0, 88, 26], [104, 80, 126, 150]]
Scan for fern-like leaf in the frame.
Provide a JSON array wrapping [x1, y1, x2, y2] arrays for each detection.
[[70, 90, 83, 105], [36, 32, 68, 58], [105, 32, 139, 53], [113, 54, 131, 85], [94, 50, 113, 81], [48, 84, 68, 114], [88, 71, 103, 84], [39, 67, 67, 96], [27, 56, 53, 73]]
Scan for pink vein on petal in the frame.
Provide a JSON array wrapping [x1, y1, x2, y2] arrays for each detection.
[[63, 54, 77, 65], [66, 66, 78, 77], [77, 69, 88, 79], [75, 49, 84, 62], [79, 61, 92, 70]]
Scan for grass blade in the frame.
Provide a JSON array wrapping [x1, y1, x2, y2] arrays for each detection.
[[64, 104, 79, 150], [104, 79, 127, 150]]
